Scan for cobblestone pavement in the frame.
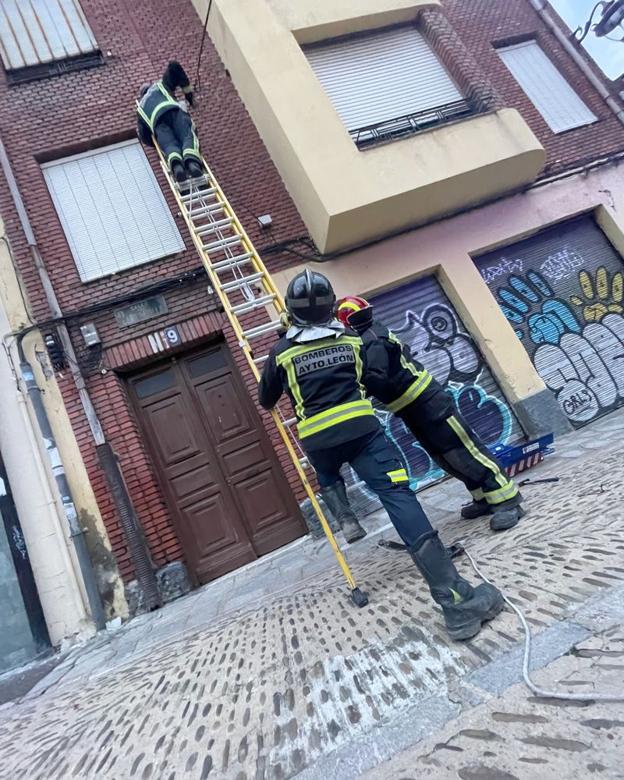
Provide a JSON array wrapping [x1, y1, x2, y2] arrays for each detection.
[[1, 411, 623, 779]]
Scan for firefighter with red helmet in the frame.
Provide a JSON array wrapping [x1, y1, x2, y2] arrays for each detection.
[[259, 270, 504, 641], [336, 295, 524, 531]]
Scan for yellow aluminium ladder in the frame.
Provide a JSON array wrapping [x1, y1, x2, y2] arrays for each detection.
[[152, 143, 369, 608]]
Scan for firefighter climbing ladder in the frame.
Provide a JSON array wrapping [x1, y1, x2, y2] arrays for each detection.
[[152, 144, 369, 608]]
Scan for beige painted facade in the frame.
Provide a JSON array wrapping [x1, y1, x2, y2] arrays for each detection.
[[0, 221, 127, 646], [192, 0, 545, 253], [271, 162, 624, 415]]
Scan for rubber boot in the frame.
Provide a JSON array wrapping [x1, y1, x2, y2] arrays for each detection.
[[172, 161, 187, 184], [490, 502, 525, 532], [410, 531, 504, 641], [185, 158, 204, 179], [461, 498, 490, 520], [320, 482, 367, 544]]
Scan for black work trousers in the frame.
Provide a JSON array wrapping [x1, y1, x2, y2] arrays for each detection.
[[154, 109, 201, 170], [307, 428, 434, 548], [400, 403, 519, 507]]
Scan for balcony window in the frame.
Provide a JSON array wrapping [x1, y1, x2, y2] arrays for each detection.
[[42, 140, 184, 283], [0, 0, 102, 83], [305, 26, 479, 150], [497, 40, 597, 134]]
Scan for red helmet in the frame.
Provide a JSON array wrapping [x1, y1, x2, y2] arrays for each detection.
[[336, 295, 370, 326]]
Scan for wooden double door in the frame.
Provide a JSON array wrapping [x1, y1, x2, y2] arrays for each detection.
[[129, 344, 305, 584]]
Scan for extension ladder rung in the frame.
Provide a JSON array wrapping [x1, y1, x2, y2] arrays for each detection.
[[212, 253, 253, 272], [282, 417, 296, 427], [145, 129, 367, 607], [243, 320, 283, 339], [181, 186, 216, 204], [231, 294, 277, 316], [204, 235, 242, 252], [221, 272, 265, 292], [196, 217, 235, 237], [187, 202, 225, 219]]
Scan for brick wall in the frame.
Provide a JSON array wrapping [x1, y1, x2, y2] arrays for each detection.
[[0, 0, 310, 582], [441, 0, 624, 176]]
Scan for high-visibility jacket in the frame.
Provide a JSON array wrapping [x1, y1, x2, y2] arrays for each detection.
[[136, 61, 194, 144], [258, 330, 380, 451], [359, 321, 454, 420]]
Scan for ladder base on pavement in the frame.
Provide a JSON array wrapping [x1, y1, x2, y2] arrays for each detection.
[[144, 131, 370, 607]]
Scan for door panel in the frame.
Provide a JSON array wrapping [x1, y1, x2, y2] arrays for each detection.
[[129, 344, 304, 584]]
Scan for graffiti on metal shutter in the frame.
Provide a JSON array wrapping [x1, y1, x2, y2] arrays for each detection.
[[476, 217, 624, 428], [336, 275, 522, 516]]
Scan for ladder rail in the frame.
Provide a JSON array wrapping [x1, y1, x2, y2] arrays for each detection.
[[148, 138, 366, 602]]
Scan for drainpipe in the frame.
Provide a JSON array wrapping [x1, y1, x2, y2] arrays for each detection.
[[17, 345, 106, 631], [0, 136, 161, 612], [529, 0, 624, 127]]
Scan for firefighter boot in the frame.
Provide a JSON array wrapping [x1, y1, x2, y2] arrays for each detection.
[[172, 161, 187, 184], [185, 159, 204, 179], [461, 498, 490, 520], [320, 482, 367, 544], [410, 531, 504, 641], [490, 500, 525, 532]]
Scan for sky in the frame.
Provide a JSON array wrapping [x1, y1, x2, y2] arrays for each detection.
[[550, 0, 624, 80]]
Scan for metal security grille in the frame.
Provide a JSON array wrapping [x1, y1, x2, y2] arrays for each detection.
[[342, 274, 523, 517], [475, 216, 624, 429], [304, 26, 469, 148]]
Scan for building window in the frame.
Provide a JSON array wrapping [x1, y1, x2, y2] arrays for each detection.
[[0, 0, 102, 83], [305, 26, 479, 150], [42, 140, 185, 283], [497, 40, 597, 134]]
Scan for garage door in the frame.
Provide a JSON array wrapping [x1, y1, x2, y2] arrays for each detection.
[[475, 216, 624, 428], [342, 274, 523, 517]]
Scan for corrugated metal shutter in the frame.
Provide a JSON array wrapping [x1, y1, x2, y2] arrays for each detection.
[[498, 41, 597, 134], [475, 216, 624, 429], [0, 0, 98, 70], [42, 140, 184, 282], [304, 26, 462, 133], [341, 274, 523, 518]]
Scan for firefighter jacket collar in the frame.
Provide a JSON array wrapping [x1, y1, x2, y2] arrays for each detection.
[[286, 320, 345, 343]]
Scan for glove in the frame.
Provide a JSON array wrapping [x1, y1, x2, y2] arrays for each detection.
[[186, 91, 194, 107]]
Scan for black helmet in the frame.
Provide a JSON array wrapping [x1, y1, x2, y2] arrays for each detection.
[[285, 269, 336, 326]]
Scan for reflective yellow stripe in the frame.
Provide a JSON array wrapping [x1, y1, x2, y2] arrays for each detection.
[[167, 151, 183, 165], [137, 81, 178, 130], [284, 360, 305, 421], [297, 400, 375, 438], [387, 372, 433, 413], [446, 416, 518, 505], [183, 148, 201, 159], [387, 468, 409, 483]]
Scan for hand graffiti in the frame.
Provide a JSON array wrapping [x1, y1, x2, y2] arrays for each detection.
[[534, 312, 624, 425], [570, 267, 624, 323], [497, 270, 580, 345], [396, 304, 481, 385], [452, 385, 512, 446]]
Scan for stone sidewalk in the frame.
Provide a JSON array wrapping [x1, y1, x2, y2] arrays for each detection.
[[0, 410, 623, 779]]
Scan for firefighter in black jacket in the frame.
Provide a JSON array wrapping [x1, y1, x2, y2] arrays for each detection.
[[336, 296, 524, 531], [137, 61, 204, 183], [259, 270, 504, 641]]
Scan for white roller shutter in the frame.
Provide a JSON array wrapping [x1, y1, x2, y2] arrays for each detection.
[[42, 140, 184, 282], [305, 26, 463, 134], [0, 0, 98, 70], [498, 41, 597, 134]]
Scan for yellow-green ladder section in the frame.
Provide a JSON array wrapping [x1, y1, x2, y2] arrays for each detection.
[[153, 143, 369, 608]]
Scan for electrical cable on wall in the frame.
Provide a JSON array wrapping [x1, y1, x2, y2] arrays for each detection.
[[195, 0, 214, 94]]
